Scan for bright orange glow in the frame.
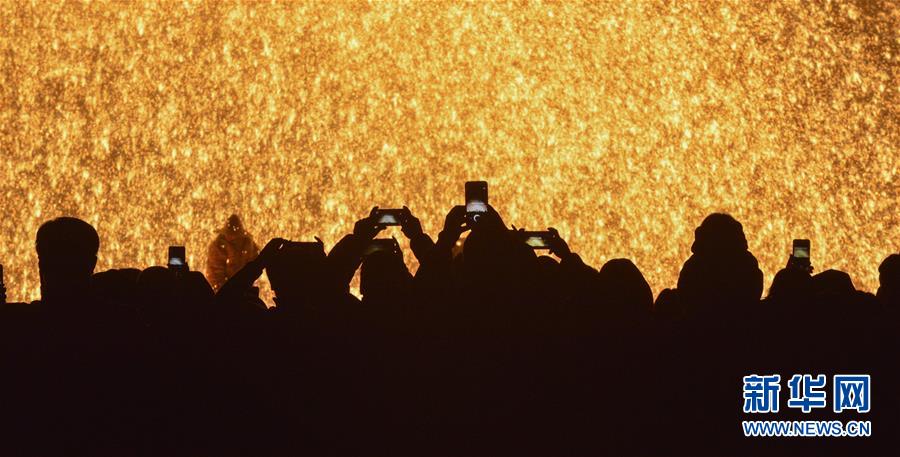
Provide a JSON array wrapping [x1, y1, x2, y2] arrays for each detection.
[[1, 1, 897, 303]]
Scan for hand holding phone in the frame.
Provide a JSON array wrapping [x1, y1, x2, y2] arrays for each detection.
[[515, 230, 558, 250], [513, 227, 571, 257], [788, 239, 812, 273], [546, 227, 571, 257], [373, 209, 404, 227], [442, 205, 470, 239], [354, 207, 386, 240], [363, 238, 402, 258]]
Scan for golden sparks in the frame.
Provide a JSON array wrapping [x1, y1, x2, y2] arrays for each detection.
[[0, 0, 897, 303]]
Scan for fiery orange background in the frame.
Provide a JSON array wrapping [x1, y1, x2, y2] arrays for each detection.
[[1, 0, 897, 303]]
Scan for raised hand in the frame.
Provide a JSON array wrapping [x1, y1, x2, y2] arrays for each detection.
[[441, 205, 470, 239], [547, 227, 572, 258], [353, 206, 384, 241], [256, 237, 288, 268], [400, 205, 424, 239]]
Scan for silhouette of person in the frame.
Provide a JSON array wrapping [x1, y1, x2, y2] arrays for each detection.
[[676, 213, 763, 314], [413, 205, 470, 285], [34, 217, 100, 306], [360, 240, 413, 307], [809, 268, 878, 331], [328, 206, 433, 292], [217, 237, 351, 312], [91, 267, 141, 309], [266, 239, 334, 310], [206, 214, 260, 292], [766, 266, 814, 308], [598, 258, 653, 322], [136, 267, 212, 328], [544, 226, 601, 299], [812, 269, 855, 297], [455, 205, 541, 312]]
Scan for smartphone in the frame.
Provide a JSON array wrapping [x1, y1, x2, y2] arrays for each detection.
[[519, 231, 556, 250], [374, 209, 404, 226], [363, 238, 402, 258], [167, 246, 187, 270], [791, 239, 810, 260], [465, 181, 488, 223]]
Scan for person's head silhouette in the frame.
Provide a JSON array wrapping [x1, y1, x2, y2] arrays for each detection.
[[690, 213, 748, 256], [36, 217, 99, 304], [678, 213, 763, 311], [598, 258, 653, 320], [266, 241, 331, 309], [224, 214, 245, 241], [812, 269, 856, 300], [462, 225, 534, 295], [360, 249, 412, 303]]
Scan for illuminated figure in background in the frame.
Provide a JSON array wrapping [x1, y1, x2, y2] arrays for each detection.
[[206, 214, 260, 292]]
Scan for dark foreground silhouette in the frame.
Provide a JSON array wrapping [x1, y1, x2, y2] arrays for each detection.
[[1, 209, 897, 456]]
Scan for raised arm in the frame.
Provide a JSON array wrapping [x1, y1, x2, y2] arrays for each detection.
[[547, 227, 600, 286], [414, 205, 469, 290], [216, 238, 287, 305], [327, 207, 383, 289], [400, 206, 435, 263]]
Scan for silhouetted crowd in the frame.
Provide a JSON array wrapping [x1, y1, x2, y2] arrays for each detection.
[[1, 206, 898, 456]]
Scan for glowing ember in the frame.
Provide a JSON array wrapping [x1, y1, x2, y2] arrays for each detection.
[[0, 1, 897, 303]]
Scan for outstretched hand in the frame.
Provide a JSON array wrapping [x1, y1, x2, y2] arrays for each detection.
[[354, 206, 384, 241]]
